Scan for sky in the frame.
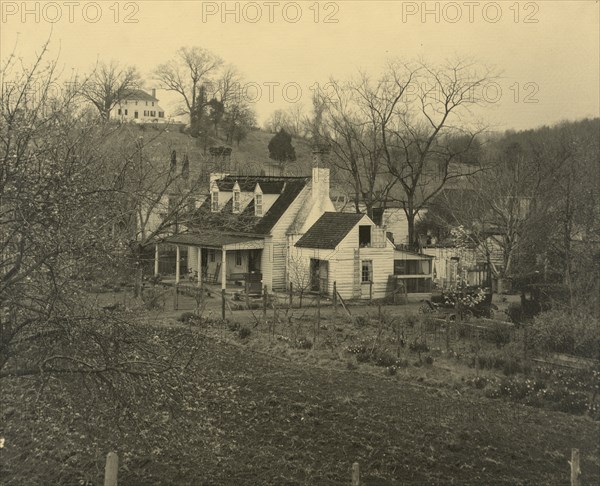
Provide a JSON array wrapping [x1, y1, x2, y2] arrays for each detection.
[[1, 0, 599, 131]]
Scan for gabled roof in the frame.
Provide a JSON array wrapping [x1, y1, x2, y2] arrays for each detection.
[[295, 212, 365, 249], [190, 176, 310, 236], [123, 89, 159, 102], [216, 176, 294, 194]]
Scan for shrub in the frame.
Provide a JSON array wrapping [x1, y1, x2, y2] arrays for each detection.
[[238, 326, 251, 339], [227, 321, 241, 332], [409, 339, 429, 354], [507, 302, 524, 323], [531, 310, 600, 359], [178, 312, 199, 324], [373, 350, 397, 367], [296, 337, 313, 349], [486, 323, 512, 348], [424, 355, 434, 365], [353, 315, 369, 327], [141, 287, 165, 310]]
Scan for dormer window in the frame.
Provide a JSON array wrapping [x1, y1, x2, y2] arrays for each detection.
[[255, 193, 263, 216], [211, 190, 219, 212], [233, 189, 240, 213]]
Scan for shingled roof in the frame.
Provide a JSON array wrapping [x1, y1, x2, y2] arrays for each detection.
[[122, 89, 159, 102], [190, 176, 310, 236], [216, 176, 294, 194], [295, 212, 365, 249]]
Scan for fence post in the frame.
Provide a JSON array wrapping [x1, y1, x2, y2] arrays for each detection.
[[104, 452, 118, 486], [316, 291, 321, 347], [369, 281, 373, 302], [221, 289, 226, 320], [333, 281, 337, 313], [263, 285, 268, 319], [289, 282, 293, 308], [173, 285, 179, 311], [570, 448, 581, 486], [351, 462, 360, 486]]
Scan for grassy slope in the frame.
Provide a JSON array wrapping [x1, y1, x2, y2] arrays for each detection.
[[116, 124, 315, 180]]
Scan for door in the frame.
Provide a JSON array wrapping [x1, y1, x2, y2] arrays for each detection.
[[310, 259, 328, 294]]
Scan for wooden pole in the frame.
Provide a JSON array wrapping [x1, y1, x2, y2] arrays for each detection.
[[175, 245, 180, 284], [316, 291, 321, 346], [333, 281, 337, 313], [197, 247, 202, 288], [570, 448, 581, 486], [263, 285, 268, 319], [221, 289, 226, 320], [221, 249, 227, 290], [369, 281, 373, 302], [289, 282, 293, 308], [351, 462, 360, 486], [104, 452, 118, 486], [154, 244, 159, 277]]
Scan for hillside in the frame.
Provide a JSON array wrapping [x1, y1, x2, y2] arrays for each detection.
[[112, 123, 316, 183]]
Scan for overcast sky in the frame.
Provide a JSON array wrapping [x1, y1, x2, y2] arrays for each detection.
[[1, 0, 599, 130]]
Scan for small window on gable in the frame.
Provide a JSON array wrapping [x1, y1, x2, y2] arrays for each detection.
[[359, 225, 371, 247], [233, 189, 240, 213], [211, 190, 219, 212], [255, 193, 263, 217]]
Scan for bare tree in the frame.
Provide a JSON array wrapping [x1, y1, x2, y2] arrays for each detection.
[[81, 60, 141, 120], [154, 47, 223, 134], [0, 44, 201, 389]]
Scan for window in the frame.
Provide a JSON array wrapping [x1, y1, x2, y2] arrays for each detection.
[[152, 102, 155, 106], [117, 108, 121, 115], [235, 252, 242, 266], [211, 191, 219, 212], [159, 112, 164, 118], [361, 260, 373, 283], [359, 225, 371, 247], [394, 260, 431, 275], [125, 109, 129, 116], [144, 110, 147, 116], [255, 194, 263, 216], [145, 101, 148, 106], [233, 190, 240, 213]]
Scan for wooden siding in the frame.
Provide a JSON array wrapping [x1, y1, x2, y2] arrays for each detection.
[[269, 186, 312, 291]]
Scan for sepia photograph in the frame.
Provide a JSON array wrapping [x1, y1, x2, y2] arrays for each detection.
[[1, 1, 599, 484]]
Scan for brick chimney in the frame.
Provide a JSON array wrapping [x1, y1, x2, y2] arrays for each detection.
[[151, 88, 157, 99]]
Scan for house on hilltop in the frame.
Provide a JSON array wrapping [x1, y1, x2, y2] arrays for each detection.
[[112, 88, 167, 123]]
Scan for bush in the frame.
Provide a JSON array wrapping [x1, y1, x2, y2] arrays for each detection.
[[531, 310, 600, 359], [141, 287, 166, 310], [353, 315, 369, 327], [238, 326, 251, 339], [373, 350, 397, 367], [296, 337, 313, 349], [486, 323, 512, 348], [178, 312, 200, 324], [409, 338, 429, 354], [424, 355, 434, 365]]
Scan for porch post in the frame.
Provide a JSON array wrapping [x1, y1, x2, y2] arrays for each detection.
[[175, 245, 180, 284], [197, 247, 202, 287], [221, 248, 227, 290], [154, 244, 159, 276]]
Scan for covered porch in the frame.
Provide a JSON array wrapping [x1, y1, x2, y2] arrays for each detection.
[[156, 233, 265, 295]]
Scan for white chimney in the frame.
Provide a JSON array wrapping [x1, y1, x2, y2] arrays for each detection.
[[312, 167, 330, 202]]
